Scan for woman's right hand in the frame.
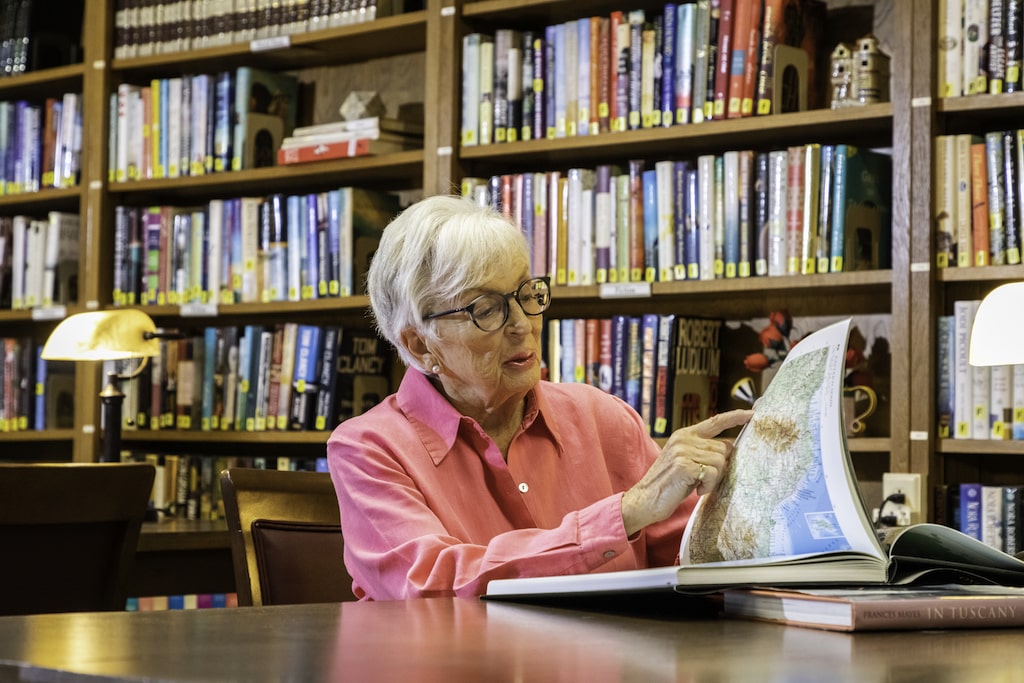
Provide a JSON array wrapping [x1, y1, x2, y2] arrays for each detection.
[[620, 409, 753, 537]]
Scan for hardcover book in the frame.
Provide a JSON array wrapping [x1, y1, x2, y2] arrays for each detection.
[[486, 319, 1024, 600], [231, 66, 299, 171], [722, 584, 1024, 632]]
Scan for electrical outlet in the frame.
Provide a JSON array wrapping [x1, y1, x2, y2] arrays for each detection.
[[882, 473, 923, 524]]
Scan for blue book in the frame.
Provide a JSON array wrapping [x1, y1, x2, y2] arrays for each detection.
[[576, 17, 591, 136], [936, 315, 954, 438], [624, 316, 642, 413], [290, 325, 323, 431], [684, 166, 700, 279], [33, 345, 44, 431], [286, 194, 303, 301], [642, 168, 658, 281], [960, 483, 983, 540], [553, 22, 566, 137], [224, 197, 240, 303], [213, 70, 233, 172], [675, 2, 695, 124], [610, 314, 628, 400], [661, 3, 677, 126], [559, 318, 575, 383], [201, 326, 217, 431], [304, 193, 320, 299], [327, 189, 342, 296]]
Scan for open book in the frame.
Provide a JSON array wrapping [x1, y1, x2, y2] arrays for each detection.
[[486, 319, 1024, 600]]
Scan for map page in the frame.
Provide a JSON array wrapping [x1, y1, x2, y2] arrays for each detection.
[[680, 318, 883, 566]]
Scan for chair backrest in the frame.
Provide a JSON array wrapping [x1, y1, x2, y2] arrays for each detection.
[[219, 467, 355, 606], [0, 462, 155, 615]]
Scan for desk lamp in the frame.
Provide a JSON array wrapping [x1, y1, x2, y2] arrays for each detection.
[[969, 283, 1024, 367], [41, 310, 166, 463]]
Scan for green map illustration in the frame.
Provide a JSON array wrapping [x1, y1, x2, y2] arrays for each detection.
[[685, 346, 853, 563]]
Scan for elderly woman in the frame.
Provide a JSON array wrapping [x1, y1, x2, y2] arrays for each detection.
[[327, 194, 751, 600]]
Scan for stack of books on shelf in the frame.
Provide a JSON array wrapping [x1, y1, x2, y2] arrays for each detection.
[[0, 94, 83, 194], [933, 481, 1024, 557], [0, 212, 79, 311], [0, 337, 73, 432], [547, 314, 720, 438], [277, 116, 423, 165], [464, 145, 892, 286], [0, 0, 83, 76], [111, 188, 401, 307], [937, 0, 1024, 97], [934, 131, 1024, 269], [113, 323, 392, 436], [113, 0, 411, 59], [936, 299, 1024, 443], [461, 1, 830, 146], [111, 66, 300, 180], [121, 451, 331, 523]]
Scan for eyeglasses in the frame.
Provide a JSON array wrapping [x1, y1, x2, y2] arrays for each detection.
[[422, 277, 552, 331]]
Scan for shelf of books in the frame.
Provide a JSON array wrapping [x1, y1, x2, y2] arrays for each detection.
[[927, 0, 1024, 548]]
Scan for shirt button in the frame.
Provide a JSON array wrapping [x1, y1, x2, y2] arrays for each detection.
[[603, 550, 616, 559], [518, 482, 529, 493]]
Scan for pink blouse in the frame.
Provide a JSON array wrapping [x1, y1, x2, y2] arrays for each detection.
[[327, 369, 696, 600]]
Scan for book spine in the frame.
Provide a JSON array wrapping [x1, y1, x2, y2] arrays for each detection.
[[675, 3, 695, 125], [1003, 129, 1022, 265], [712, 0, 733, 119], [767, 149, 788, 276], [755, 0, 784, 114], [953, 299, 976, 439], [660, 4, 676, 127], [985, 131, 1007, 265], [960, 482, 983, 539], [972, 139, 991, 265]]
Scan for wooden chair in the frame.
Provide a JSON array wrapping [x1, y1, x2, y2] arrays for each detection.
[[0, 462, 155, 615], [219, 467, 355, 606]]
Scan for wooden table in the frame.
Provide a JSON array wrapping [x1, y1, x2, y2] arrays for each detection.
[[0, 596, 1022, 681]]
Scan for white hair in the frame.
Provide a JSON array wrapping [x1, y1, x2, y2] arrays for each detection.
[[366, 194, 530, 369]]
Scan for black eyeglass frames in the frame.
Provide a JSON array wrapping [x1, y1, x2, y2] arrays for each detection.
[[422, 277, 552, 331]]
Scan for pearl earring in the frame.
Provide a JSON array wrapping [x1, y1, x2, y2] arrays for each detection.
[[432, 364, 441, 374]]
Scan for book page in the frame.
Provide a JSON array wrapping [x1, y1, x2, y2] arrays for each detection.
[[680, 318, 882, 566]]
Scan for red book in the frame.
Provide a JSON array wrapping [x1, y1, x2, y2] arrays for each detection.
[[970, 141, 991, 266], [712, 0, 735, 119], [729, 0, 753, 118], [277, 137, 407, 164]]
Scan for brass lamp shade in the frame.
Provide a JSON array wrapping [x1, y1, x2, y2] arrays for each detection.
[[969, 283, 1024, 367], [41, 310, 161, 361]]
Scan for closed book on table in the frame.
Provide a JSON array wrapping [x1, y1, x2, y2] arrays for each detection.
[[723, 584, 1024, 632]]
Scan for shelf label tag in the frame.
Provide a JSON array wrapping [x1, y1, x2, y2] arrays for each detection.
[[251, 35, 291, 52], [32, 306, 67, 321], [599, 282, 652, 299], [180, 303, 218, 317]]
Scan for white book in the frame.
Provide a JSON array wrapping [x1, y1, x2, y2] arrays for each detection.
[[191, 74, 210, 176], [276, 322, 298, 429], [991, 364, 1013, 439], [675, 2, 696, 124], [335, 188, 352, 297], [566, 168, 585, 285], [286, 194, 303, 301], [954, 134, 974, 267], [57, 93, 80, 189], [115, 83, 140, 182], [167, 77, 183, 178], [713, 156, 725, 277], [24, 220, 46, 309], [722, 151, 739, 278], [240, 197, 262, 303], [10, 215, 27, 310], [963, 0, 989, 94], [953, 298, 976, 438], [972, 307, 991, 439], [478, 35, 495, 145], [576, 17, 590, 136], [506, 42, 523, 142], [655, 159, 675, 281], [1013, 365, 1024, 439], [563, 20, 579, 137], [41, 211, 79, 307], [207, 199, 223, 305], [767, 149, 789, 276], [190, 209, 205, 303], [937, 0, 963, 97], [697, 154, 716, 280], [981, 485, 1005, 550], [579, 181, 595, 286], [594, 166, 614, 284], [461, 33, 483, 147]]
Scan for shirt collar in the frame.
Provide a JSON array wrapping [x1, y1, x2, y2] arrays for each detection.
[[396, 371, 565, 465]]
